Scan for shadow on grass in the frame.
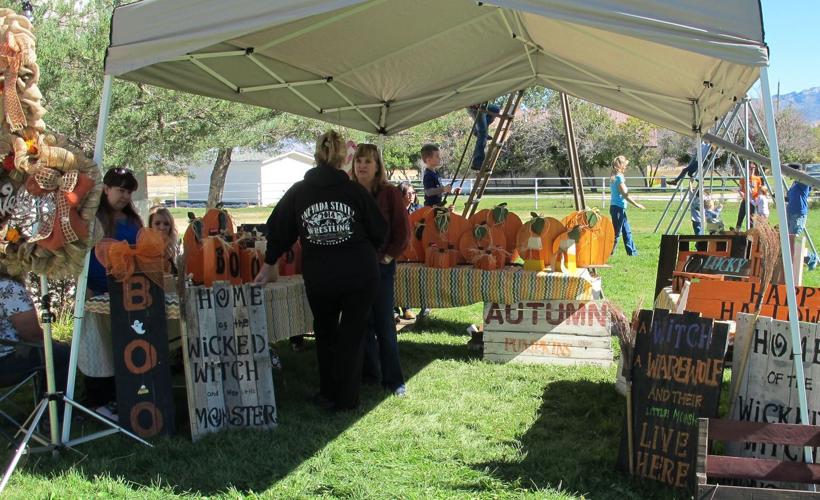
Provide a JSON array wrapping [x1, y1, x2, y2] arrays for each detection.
[[474, 379, 682, 500], [408, 314, 474, 338], [4, 336, 473, 495]]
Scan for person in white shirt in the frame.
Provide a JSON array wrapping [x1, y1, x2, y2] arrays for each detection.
[[753, 185, 770, 220]]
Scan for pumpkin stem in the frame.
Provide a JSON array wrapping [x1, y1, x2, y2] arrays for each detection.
[[473, 223, 489, 241], [491, 203, 508, 224], [530, 215, 545, 235], [433, 208, 450, 233]]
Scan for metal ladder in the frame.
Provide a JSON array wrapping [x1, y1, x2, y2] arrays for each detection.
[[447, 89, 524, 218]]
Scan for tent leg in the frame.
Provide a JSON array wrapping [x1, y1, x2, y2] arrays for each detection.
[[62, 74, 113, 443], [695, 133, 705, 235], [760, 67, 814, 469]]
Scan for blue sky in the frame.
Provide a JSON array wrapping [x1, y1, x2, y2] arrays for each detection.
[[759, 0, 820, 95]]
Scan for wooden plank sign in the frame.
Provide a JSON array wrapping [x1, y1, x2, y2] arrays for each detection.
[[483, 300, 613, 366], [108, 274, 175, 438], [681, 254, 750, 278], [619, 309, 729, 491], [727, 313, 820, 488], [686, 282, 820, 323], [183, 283, 277, 441]]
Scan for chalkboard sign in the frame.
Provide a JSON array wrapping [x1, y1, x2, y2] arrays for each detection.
[[108, 274, 175, 438], [619, 309, 728, 491], [682, 254, 750, 278], [182, 282, 277, 441]]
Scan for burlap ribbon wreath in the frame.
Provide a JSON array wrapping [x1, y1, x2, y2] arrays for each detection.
[[0, 30, 27, 132], [31, 167, 79, 243]]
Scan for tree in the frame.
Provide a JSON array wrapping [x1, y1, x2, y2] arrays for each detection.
[[19, 0, 282, 207], [750, 104, 820, 164]]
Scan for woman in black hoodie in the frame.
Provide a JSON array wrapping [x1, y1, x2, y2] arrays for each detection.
[[255, 130, 386, 411]]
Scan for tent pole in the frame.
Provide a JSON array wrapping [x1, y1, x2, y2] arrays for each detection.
[[62, 74, 113, 442], [744, 100, 751, 231], [695, 133, 705, 235], [760, 67, 814, 467]]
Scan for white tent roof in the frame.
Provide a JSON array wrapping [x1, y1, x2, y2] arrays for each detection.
[[105, 0, 768, 136]]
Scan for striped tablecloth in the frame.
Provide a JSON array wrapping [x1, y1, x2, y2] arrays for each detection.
[[85, 293, 181, 318], [84, 276, 313, 342], [394, 263, 601, 308]]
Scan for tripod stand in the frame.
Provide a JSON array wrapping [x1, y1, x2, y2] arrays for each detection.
[[0, 276, 151, 494]]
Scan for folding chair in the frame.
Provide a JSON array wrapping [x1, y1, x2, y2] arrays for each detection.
[[0, 340, 49, 447]]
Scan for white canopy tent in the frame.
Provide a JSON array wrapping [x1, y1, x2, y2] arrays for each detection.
[[104, 0, 766, 136], [61, 0, 811, 464]]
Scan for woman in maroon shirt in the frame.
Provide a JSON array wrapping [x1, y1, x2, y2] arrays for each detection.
[[352, 144, 410, 396]]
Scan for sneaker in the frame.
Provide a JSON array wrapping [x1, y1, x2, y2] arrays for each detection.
[[667, 178, 678, 186], [402, 309, 416, 320], [466, 324, 479, 335], [393, 385, 407, 397], [95, 402, 118, 421]]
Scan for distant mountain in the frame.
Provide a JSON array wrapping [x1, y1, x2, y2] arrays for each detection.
[[776, 87, 820, 125]]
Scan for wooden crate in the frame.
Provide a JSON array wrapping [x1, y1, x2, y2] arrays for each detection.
[[697, 417, 820, 498], [483, 300, 613, 366]]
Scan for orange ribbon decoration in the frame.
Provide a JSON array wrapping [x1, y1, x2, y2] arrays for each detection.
[[0, 31, 26, 132], [95, 228, 167, 285], [31, 168, 78, 243]]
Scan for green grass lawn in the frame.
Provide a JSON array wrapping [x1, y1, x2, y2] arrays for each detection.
[[4, 197, 817, 498]]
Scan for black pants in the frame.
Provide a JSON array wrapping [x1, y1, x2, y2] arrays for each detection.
[[0, 342, 70, 414], [736, 200, 757, 229], [305, 282, 377, 410]]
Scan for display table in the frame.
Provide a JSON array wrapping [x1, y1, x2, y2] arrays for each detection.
[[85, 276, 313, 343], [395, 263, 601, 308]]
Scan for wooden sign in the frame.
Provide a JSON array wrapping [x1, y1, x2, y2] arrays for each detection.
[[108, 274, 175, 438], [619, 309, 728, 491], [681, 254, 750, 278], [727, 313, 820, 488], [483, 300, 612, 366], [182, 282, 277, 441], [654, 234, 749, 298], [686, 281, 820, 322]]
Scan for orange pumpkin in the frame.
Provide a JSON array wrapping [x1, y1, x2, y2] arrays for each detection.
[[240, 248, 264, 283], [277, 240, 303, 276], [458, 222, 507, 269], [201, 207, 236, 238], [424, 244, 459, 269], [554, 209, 616, 267], [515, 213, 565, 271], [202, 239, 242, 286], [468, 203, 522, 263], [422, 207, 469, 264], [399, 207, 432, 262], [182, 214, 206, 284]]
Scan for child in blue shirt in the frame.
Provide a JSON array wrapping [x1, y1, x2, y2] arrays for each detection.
[[421, 144, 452, 207], [609, 155, 645, 256]]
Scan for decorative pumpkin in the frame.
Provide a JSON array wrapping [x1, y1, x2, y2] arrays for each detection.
[[240, 247, 263, 283], [201, 207, 235, 238], [399, 206, 432, 262], [182, 213, 206, 284], [515, 213, 565, 272], [458, 222, 507, 270], [277, 240, 302, 276], [424, 244, 459, 269], [468, 202, 522, 263], [554, 209, 616, 267], [421, 207, 469, 265]]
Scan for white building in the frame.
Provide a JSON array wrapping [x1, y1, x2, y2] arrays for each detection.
[[187, 151, 314, 205]]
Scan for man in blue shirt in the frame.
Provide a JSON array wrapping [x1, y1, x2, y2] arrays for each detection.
[[786, 163, 812, 236]]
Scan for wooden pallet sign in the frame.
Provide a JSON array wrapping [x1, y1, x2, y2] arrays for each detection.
[[482, 300, 613, 366], [182, 282, 277, 441], [727, 313, 820, 489], [686, 282, 820, 322], [108, 274, 175, 438], [618, 309, 729, 491]]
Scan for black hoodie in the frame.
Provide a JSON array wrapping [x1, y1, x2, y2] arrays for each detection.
[[265, 164, 387, 289]]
